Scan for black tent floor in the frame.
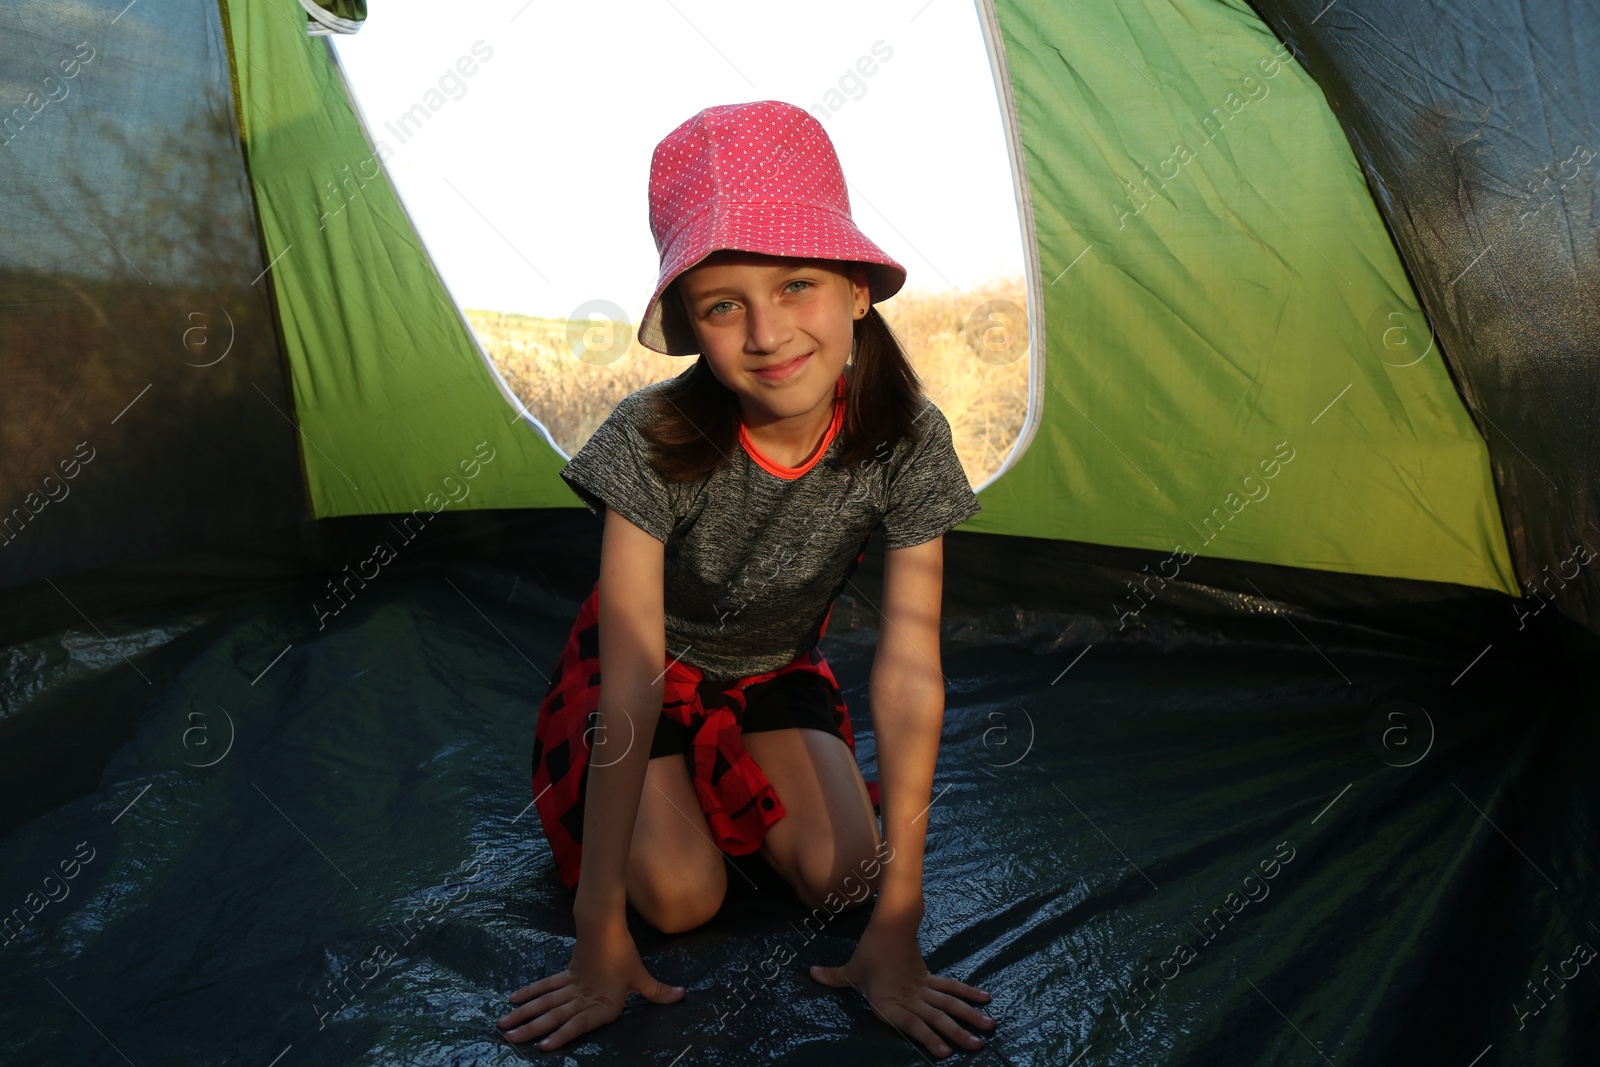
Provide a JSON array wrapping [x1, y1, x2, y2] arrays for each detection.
[[1, 513, 1596, 1065]]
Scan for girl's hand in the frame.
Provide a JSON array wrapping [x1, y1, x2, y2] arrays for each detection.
[[809, 918, 995, 1058], [497, 920, 685, 1051]]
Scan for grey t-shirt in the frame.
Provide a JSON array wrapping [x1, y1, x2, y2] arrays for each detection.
[[558, 371, 981, 680]]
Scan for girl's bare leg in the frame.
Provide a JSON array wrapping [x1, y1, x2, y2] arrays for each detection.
[[741, 728, 883, 909], [625, 753, 728, 933]]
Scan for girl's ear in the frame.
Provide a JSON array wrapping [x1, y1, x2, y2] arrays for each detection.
[[850, 264, 871, 319]]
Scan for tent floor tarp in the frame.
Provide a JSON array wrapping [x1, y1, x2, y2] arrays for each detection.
[[1, 513, 1595, 1065]]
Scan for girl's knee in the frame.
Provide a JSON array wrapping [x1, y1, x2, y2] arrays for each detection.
[[792, 850, 878, 912], [629, 852, 727, 934]]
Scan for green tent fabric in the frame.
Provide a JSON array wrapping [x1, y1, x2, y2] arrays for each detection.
[[966, 0, 1515, 593], [222, 0, 571, 517]]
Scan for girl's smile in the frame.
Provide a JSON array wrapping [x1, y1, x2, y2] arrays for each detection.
[[750, 351, 813, 382]]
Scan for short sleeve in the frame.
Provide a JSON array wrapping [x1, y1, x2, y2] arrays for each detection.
[[559, 388, 674, 543], [879, 401, 982, 550]]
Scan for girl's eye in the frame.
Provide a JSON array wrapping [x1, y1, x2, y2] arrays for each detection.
[[784, 279, 813, 294], [707, 300, 736, 316]]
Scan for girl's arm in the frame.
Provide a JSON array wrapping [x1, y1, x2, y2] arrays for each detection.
[[867, 536, 947, 929], [575, 506, 668, 930], [500, 507, 682, 1051], [811, 534, 994, 1058]]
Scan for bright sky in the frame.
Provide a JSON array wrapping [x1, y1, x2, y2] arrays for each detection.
[[332, 0, 1026, 323]]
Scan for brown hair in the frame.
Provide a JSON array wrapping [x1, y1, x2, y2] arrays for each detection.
[[639, 297, 925, 483]]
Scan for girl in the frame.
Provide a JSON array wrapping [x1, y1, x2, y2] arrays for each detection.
[[498, 100, 996, 1059]]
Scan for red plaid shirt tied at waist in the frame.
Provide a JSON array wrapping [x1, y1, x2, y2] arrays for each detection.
[[531, 581, 880, 890]]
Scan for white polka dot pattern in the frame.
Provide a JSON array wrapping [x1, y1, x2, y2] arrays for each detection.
[[637, 100, 908, 355]]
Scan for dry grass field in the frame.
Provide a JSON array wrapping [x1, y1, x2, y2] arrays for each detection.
[[464, 276, 1028, 487]]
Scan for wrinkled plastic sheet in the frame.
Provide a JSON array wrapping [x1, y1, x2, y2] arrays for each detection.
[[1, 512, 1596, 1064]]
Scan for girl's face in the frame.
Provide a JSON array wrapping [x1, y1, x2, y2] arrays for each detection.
[[675, 251, 870, 425]]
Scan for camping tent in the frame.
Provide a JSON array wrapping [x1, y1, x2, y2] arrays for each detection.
[[2, 0, 1595, 1063]]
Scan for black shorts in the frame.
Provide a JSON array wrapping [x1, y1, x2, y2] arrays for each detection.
[[649, 669, 847, 760]]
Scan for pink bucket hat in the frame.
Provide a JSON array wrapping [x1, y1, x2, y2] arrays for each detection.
[[638, 100, 908, 355]]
